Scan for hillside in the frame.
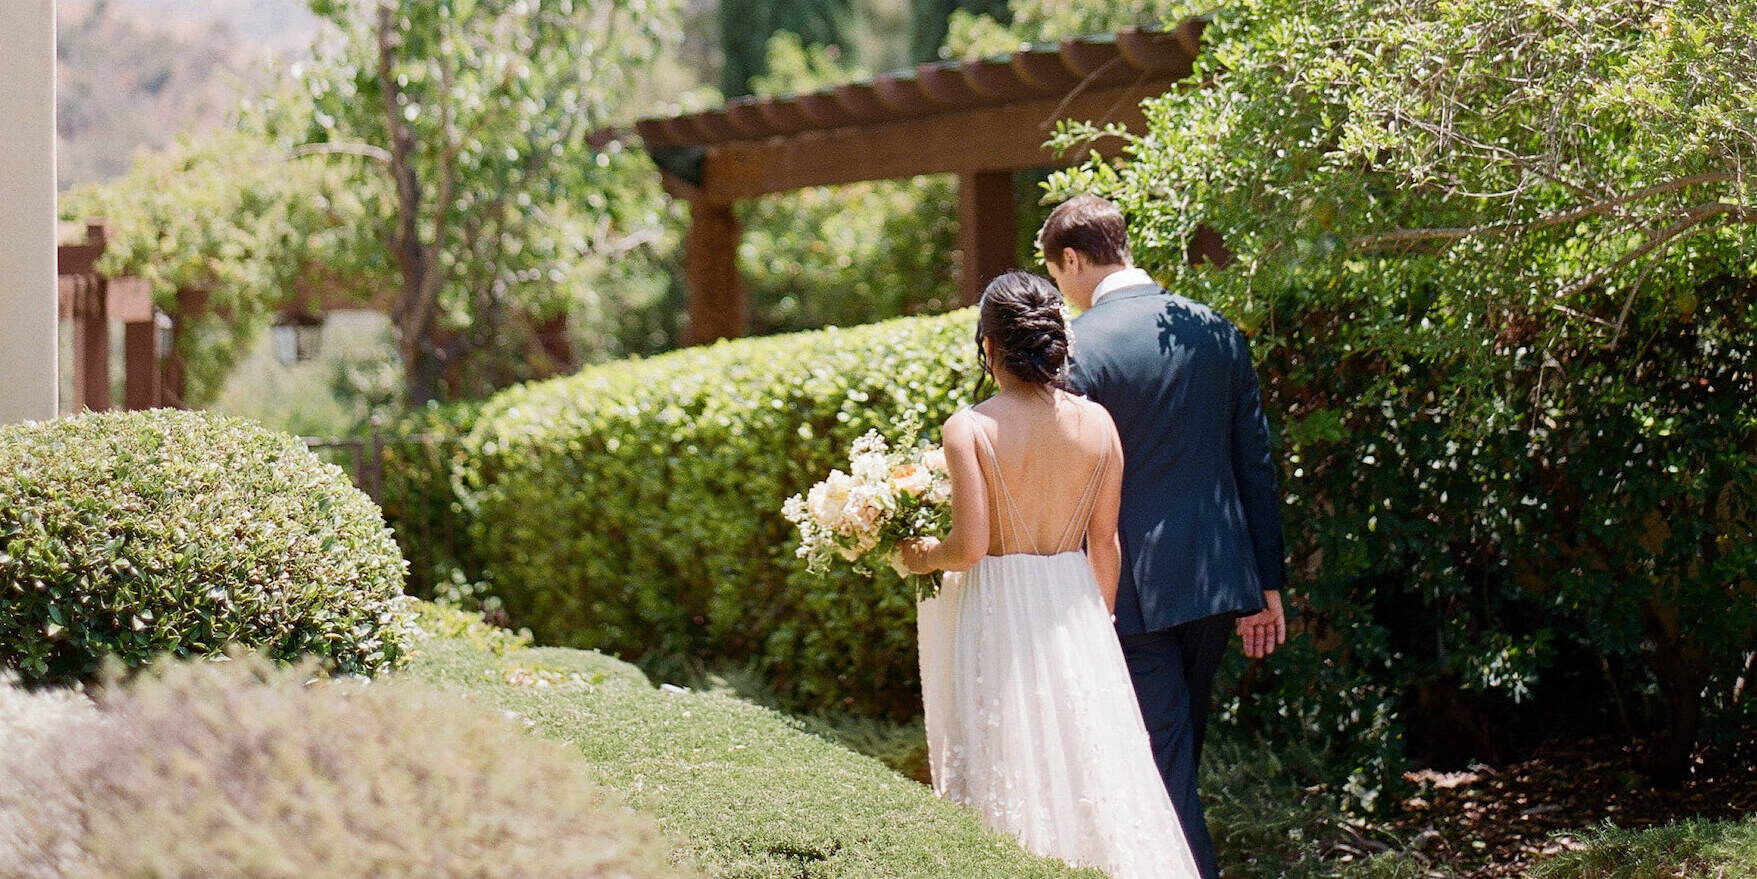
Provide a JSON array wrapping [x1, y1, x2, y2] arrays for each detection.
[[56, 0, 319, 187]]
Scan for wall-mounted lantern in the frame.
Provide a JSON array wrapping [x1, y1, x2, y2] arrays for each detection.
[[272, 312, 325, 365]]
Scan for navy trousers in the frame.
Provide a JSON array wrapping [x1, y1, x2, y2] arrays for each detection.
[[1118, 613, 1233, 879]]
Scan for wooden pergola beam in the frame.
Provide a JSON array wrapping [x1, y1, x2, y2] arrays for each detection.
[[684, 200, 745, 346], [627, 22, 1210, 346], [697, 79, 1161, 206]]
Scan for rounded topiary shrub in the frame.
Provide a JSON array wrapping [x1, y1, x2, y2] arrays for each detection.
[[0, 655, 694, 879], [0, 409, 411, 685]]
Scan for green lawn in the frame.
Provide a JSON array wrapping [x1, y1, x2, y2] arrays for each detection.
[[403, 610, 1101, 879]]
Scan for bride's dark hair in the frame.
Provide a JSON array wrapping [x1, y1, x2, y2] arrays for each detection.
[[974, 270, 1071, 395]]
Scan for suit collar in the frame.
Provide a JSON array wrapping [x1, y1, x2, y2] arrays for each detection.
[[1084, 282, 1164, 312], [1089, 267, 1156, 306]]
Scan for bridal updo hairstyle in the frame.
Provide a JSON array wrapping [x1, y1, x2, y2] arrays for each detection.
[[976, 270, 1070, 391]]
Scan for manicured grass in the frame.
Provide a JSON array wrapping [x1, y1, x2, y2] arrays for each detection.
[[1529, 818, 1757, 879], [403, 611, 1099, 879]]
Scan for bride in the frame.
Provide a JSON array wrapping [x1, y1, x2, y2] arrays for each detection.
[[898, 271, 1201, 879]]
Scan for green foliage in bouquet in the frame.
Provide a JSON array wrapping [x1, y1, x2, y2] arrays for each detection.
[[0, 410, 412, 686], [453, 312, 980, 718]]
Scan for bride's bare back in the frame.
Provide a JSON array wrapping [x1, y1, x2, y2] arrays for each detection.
[[965, 390, 1120, 556]]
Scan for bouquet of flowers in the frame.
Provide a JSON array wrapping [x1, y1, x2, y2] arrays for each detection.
[[782, 420, 952, 595]]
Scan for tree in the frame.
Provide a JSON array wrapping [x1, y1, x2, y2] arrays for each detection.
[[1051, 0, 1755, 781], [717, 0, 853, 97], [908, 0, 1009, 62], [60, 129, 382, 407], [293, 0, 681, 404], [939, 0, 1181, 59]]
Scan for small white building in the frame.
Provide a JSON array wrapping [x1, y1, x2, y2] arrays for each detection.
[[1, 1, 58, 424]]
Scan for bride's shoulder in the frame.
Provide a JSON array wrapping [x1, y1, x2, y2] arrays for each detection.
[[941, 407, 981, 443], [1065, 393, 1118, 442], [1063, 390, 1113, 421]]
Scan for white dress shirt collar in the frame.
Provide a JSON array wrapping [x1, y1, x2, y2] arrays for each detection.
[[1088, 267, 1157, 308]]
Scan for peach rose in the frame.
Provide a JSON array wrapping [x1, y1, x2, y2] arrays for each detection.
[[890, 463, 931, 497]]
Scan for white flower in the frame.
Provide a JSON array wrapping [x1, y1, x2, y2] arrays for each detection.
[[928, 477, 952, 504], [840, 484, 891, 535], [850, 430, 889, 460], [851, 449, 891, 484], [887, 547, 914, 579], [921, 447, 947, 474], [808, 470, 856, 526]]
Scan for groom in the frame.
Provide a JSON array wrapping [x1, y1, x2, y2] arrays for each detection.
[[1042, 195, 1287, 879]]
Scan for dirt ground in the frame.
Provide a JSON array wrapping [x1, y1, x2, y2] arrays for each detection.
[[1382, 733, 1757, 877]]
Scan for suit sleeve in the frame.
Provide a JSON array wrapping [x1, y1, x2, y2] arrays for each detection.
[[1230, 332, 1287, 593]]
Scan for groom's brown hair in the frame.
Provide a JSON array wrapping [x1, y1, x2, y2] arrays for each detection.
[[1038, 195, 1131, 268]]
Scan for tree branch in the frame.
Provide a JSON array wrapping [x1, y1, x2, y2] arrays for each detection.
[[289, 142, 393, 163], [1554, 202, 1756, 302], [1351, 172, 1744, 250]]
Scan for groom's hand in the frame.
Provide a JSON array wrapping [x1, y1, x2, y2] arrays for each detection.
[[1237, 590, 1286, 659]]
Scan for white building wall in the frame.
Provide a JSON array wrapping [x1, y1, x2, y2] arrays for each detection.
[[0, 1, 58, 424]]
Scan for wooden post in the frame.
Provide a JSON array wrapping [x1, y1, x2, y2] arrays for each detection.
[[74, 281, 111, 411], [684, 198, 746, 345], [160, 286, 209, 409], [109, 277, 158, 410], [957, 170, 1017, 306]]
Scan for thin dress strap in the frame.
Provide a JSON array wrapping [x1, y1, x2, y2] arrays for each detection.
[[1052, 441, 1109, 554], [971, 423, 1041, 556]]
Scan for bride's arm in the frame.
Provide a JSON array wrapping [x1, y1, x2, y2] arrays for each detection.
[[899, 411, 990, 573], [1085, 412, 1126, 612]]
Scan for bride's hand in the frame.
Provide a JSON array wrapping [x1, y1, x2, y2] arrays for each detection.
[[897, 537, 941, 575]]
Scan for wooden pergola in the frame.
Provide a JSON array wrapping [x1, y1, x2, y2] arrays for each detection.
[[633, 20, 1206, 345], [57, 223, 167, 411]]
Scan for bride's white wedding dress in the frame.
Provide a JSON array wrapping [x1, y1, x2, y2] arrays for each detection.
[[918, 427, 1201, 879]]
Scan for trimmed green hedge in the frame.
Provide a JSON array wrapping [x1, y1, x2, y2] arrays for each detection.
[[0, 410, 411, 685], [378, 401, 484, 601], [457, 311, 980, 717]]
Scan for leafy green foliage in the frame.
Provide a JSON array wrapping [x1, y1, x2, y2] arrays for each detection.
[[740, 33, 961, 335], [719, 0, 855, 96], [910, 0, 1010, 61], [293, 0, 684, 403], [0, 651, 691, 879], [405, 605, 1101, 878], [441, 312, 978, 719], [377, 401, 487, 601], [1529, 818, 1757, 879], [941, 0, 1183, 59], [59, 129, 382, 406], [0, 410, 411, 685], [1049, 0, 1757, 783]]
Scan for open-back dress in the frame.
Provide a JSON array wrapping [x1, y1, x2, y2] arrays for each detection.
[[917, 422, 1200, 879]]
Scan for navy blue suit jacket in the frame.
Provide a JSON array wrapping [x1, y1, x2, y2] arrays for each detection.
[[1067, 283, 1286, 635]]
